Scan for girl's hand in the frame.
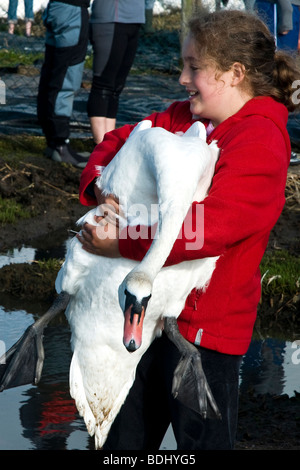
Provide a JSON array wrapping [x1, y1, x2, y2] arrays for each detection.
[[95, 185, 120, 226], [77, 219, 120, 257]]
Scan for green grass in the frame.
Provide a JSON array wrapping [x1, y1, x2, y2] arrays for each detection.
[[84, 52, 93, 70], [152, 10, 181, 31], [260, 250, 300, 297], [0, 135, 46, 161], [0, 196, 31, 224], [33, 258, 63, 271], [0, 135, 94, 163], [0, 46, 95, 70], [0, 49, 44, 68]]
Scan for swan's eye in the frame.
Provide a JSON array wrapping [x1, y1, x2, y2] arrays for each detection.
[[142, 294, 151, 309]]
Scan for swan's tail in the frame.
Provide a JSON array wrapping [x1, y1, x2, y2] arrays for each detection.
[[69, 351, 96, 437], [69, 350, 121, 449]]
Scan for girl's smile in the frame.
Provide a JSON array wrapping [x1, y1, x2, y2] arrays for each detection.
[[179, 35, 252, 126]]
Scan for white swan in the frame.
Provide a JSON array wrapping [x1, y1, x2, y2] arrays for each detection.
[[55, 120, 220, 449]]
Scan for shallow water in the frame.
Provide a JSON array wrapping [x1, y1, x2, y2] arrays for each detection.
[[0, 307, 90, 450], [0, 241, 299, 450]]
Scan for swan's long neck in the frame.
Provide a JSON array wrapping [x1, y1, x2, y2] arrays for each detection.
[[131, 201, 188, 283], [122, 202, 188, 352]]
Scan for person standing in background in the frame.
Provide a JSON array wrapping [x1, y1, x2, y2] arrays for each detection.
[[7, 0, 34, 36], [37, 0, 91, 168], [87, 0, 145, 144], [276, 0, 300, 51], [254, 0, 300, 52]]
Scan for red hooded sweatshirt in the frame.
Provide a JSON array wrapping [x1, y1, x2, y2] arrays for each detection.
[[79, 97, 290, 355]]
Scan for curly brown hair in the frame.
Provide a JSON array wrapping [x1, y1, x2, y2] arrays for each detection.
[[188, 9, 300, 111]]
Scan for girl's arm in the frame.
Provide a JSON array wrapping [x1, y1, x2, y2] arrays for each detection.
[[77, 101, 194, 257], [79, 101, 194, 206], [79, 124, 134, 206]]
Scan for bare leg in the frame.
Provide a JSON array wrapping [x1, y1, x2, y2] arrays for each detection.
[[8, 23, 15, 34], [25, 20, 32, 37]]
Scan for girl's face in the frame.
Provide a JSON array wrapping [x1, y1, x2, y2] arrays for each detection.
[[179, 35, 250, 126]]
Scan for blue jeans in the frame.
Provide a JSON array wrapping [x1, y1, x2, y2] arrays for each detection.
[[7, 0, 34, 22]]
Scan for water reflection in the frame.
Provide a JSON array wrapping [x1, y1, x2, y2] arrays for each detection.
[[19, 338, 92, 451], [0, 313, 92, 450], [240, 337, 299, 397], [0, 302, 299, 450], [0, 235, 72, 269]]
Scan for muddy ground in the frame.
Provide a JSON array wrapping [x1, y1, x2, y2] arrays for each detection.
[[0, 152, 299, 451]]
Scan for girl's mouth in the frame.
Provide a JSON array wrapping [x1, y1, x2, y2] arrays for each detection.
[[188, 90, 199, 100]]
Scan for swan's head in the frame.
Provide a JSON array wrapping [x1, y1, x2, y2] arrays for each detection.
[[118, 272, 152, 353]]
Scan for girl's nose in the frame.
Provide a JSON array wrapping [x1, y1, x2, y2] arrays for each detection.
[[179, 68, 188, 86]]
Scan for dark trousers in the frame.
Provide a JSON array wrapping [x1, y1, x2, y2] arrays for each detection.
[[103, 333, 242, 450], [87, 22, 141, 119]]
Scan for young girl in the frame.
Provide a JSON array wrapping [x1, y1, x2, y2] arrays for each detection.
[[77, 9, 299, 449]]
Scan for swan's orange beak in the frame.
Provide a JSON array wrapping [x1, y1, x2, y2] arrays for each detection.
[[122, 290, 151, 352], [123, 304, 145, 352]]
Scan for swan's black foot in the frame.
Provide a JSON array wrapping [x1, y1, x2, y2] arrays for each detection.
[[0, 322, 45, 391], [164, 317, 221, 420], [0, 291, 70, 392], [171, 347, 222, 419]]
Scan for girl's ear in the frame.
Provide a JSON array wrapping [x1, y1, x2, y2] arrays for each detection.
[[231, 62, 246, 86]]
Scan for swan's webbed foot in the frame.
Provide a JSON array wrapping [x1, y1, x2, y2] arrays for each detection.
[[0, 322, 44, 391], [164, 317, 221, 420], [0, 292, 70, 391]]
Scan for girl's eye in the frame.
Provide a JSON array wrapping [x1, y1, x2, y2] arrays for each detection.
[[190, 63, 205, 72]]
